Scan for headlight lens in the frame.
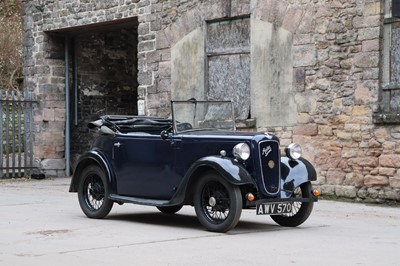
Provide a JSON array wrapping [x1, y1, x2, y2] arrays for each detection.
[[285, 143, 302, 160], [233, 143, 251, 161]]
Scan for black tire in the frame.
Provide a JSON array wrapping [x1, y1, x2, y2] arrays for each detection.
[[194, 171, 242, 233], [270, 182, 314, 227], [77, 165, 113, 219], [156, 205, 183, 214]]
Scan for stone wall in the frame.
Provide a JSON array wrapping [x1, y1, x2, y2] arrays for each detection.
[[23, 0, 400, 202], [138, 0, 399, 203], [22, 0, 143, 175]]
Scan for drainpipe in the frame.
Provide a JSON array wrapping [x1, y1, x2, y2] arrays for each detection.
[[65, 36, 71, 176], [73, 38, 78, 126]]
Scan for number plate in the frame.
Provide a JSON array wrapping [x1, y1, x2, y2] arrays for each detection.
[[256, 202, 293, 215]]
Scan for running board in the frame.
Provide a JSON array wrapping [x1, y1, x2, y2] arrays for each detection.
[[109, 194, 170, 207]]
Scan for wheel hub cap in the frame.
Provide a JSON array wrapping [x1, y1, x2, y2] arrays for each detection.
[[209, 196, 216, 207]]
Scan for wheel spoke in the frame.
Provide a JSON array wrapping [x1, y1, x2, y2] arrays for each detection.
[[84, 174, 105, 211], [280, 187, 303, 217], [201, 181, 231, 224]]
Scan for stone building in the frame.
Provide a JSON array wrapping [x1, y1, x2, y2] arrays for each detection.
[[22, 0, 400, 203]]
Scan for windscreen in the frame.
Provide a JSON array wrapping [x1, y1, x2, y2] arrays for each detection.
[[172, 101, 235, 133]]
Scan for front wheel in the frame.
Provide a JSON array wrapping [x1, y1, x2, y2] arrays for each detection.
[[194, 172, 242, 233], [77, 165, 113, 219], [270, 182, 314, 227]]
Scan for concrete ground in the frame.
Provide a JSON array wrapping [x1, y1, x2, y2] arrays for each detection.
[[0, 177, 399, 266]]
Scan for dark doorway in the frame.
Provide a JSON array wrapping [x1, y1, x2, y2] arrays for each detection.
[[70, 27, 138, 163]]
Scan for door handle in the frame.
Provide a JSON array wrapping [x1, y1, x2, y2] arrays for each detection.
[[114, 142, 122, 148]]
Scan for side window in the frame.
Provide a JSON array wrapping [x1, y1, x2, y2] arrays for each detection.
[[206, 18, 251, 121]]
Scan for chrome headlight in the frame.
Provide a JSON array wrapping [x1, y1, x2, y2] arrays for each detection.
[[285, 143, 302, 160], [233, 143, 250, 161]]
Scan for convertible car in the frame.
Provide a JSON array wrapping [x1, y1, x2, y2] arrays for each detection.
[[69, 100, 319, 232]]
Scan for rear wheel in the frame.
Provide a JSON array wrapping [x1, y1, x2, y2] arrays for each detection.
[[270, 182, 314, 227], [194, 172, 242, 233], [156, 205, 183, 214], [78, 165, 113, 219]]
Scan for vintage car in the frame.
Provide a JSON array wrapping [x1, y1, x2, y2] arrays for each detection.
[[69, 99, 319, 232]]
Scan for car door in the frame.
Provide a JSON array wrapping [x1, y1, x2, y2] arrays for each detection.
[[112, 134, 183, 200]]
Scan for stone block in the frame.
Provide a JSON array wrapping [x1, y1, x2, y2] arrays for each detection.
[[374, 128, 389, 140], [293, 68, 305, 92], [368, 138, 381, 148], [352, 105, 370, 116], [158, 61, 171, 78], [157, 78, 171, 92], [138, 22, 150, 36], [293, 124, 318, 136], [297, 113, 311, 124], [354, 52, 380, 68], [327, 169, 346, 185], [353, 15, 381, 29], [379, 154, 400, 168], [362, 39, 380, 52], [337, 130, 352, 140], [40, 159, 66, 170], [138, 40, 155, 52], [357, 157, 379, 167], [282, 8, 304, 33], [340, 58, 353, 69], [156, 30, 171, 49], [295, 91, 317, 112], [384, 190, 400, 200], [389, 176, 400, 188], [42, 108, 55, 122], [293, 44, 317, 67], [357, 27, 380, 41], [137, 71, 153, 85], [321, 185, 335, 196], [146, 92, 170, 109], [342, 148, 357, 158], [364, 175, 389, 187], [319, 125, 333, 136], [354, 83, 373, 104], [379, 167, 396, 176], [364, 2, 381, 16], [335, 186, 357, 198]]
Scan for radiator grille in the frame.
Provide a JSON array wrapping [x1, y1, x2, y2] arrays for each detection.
[[258, 140, 280, 195]]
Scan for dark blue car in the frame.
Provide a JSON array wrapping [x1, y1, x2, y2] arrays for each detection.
[[69, 100, 319, 232]]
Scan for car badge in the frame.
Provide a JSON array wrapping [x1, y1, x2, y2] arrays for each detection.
[[264, 132, 273, 140], [262, 146, 272, 157], [268, 160, 275, 169]]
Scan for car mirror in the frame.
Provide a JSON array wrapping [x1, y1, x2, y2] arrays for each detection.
[[160, 130, 171, 140]]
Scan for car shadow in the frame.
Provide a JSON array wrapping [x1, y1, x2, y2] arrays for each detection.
[[105, 211, 287, 233], [107, 212, 204, 230]]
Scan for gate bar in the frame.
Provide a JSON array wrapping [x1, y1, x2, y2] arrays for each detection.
[[5, 90, 9, 177], [0, 90, 2, 176]]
